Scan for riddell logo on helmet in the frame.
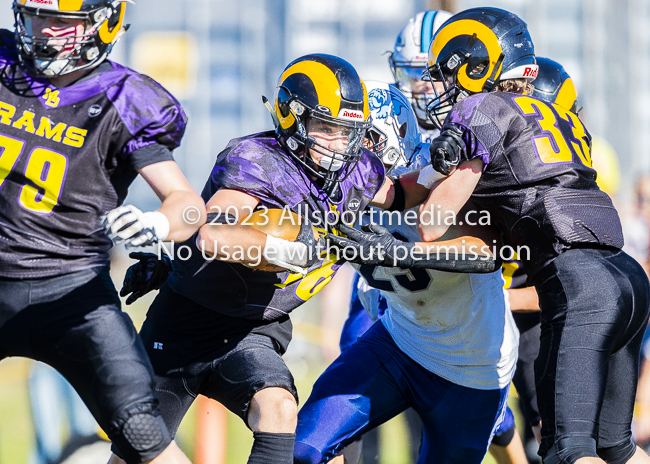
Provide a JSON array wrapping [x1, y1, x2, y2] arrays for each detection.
[[338, 109, 364, 121], [25, 0, 55, 5], [523, 67, 538, 78]]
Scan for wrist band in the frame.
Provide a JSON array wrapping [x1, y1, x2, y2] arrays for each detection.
[[143, 211, 170, 241], [417, 164, 446, 189]]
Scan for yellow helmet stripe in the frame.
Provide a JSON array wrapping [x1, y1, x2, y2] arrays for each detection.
[[277, 60, 342, 130], [98, 3, 126, 44], [429, 19, 503, 93], [58, 0, 84, 11], [276, 100, 295, 130], [555, 77, 577, 112]]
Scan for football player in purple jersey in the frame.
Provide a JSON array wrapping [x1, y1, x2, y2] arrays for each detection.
[[118, 54, 389, 464], [0, 1, 205, 463], [117, 52, 504, 464], [418, 7, 650, 464]]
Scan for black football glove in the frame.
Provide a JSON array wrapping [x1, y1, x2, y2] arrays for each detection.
[[295, 215, 325, 268], [327, 223, 500, 273], [430, 123, 466, 176], [326, 223, 415, 268], [120, 252, 172, 305]]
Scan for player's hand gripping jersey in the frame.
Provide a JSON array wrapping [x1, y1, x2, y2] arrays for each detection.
[[0, 31, 186, 278], [445, 92, 624, 279], [165, 132, 384, 321]]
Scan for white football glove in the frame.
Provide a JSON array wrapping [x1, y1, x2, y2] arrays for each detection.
[[102, 205, 170, 248]]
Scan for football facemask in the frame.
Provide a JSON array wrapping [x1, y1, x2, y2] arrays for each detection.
[[304, 115, 367, 175], [13, 0, 129, 78]]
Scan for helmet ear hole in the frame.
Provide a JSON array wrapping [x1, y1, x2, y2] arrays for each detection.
[[277, 87, 292, 119], [399, 122, 407, 138], [107, 6, 122, 29], [468, 61, 488, 77]]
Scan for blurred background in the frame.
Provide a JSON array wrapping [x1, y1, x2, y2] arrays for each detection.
[[0, 0, 649, 463]]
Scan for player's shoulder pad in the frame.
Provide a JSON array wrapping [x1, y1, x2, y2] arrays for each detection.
[[105, 62, 188, 150], [446, 93, 490, 126], [350, 147, 386, 199], [208, 133, 282, 200], [222, 132, 289, 165]]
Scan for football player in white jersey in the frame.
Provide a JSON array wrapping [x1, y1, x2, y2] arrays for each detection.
[[293, 81, 520, 464], [389, 10, 452, 143]]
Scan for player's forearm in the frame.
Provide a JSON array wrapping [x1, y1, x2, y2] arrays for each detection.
[[157, 190, 206, 242], [413, 235, 492, 258], [197, 223, 268, 265], [401, 168, 444, 210], [369, 170, 439, 211], [409, 235, 498, 272], [507, 287, 540, 312], [417, 159, 484, 241]]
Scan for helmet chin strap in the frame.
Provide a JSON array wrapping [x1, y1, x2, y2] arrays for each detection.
[[483, 53, 505, 92]]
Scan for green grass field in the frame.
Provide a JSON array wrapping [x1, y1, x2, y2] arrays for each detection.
[[0, 261, 521, 464], [0, 356, 513, 463]]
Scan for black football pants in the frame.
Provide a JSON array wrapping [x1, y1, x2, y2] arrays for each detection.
[[0, 267, 171, 464], [534, 248, 650, 464]]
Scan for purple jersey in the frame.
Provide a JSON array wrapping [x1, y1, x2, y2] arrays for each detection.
[[166, 132, 385, 321], [0, 31, 186, 278], [446, 92, 623, 279]]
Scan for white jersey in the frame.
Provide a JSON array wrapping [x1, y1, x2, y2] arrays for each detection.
[[419, 126, 439, 144], [356, 148, 519, 390]]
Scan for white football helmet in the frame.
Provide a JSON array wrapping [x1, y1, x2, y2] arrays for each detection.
[[365, 80, 422, 175], [389, 10, 453, 130]]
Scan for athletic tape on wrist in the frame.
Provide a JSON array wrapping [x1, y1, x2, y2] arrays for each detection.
[[143, 211, 170, 241], [417, 164, 447, 189], [263, 235, 309, 273]]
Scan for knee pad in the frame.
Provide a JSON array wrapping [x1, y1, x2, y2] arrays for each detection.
[[597, 440, 636, 464], [108, 402, 171, 464]]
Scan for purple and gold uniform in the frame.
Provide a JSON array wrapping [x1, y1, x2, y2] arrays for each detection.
[[0, 30, 186, 278], [141, 131, 384, 434], [0, 29, 187, 463], [446, 91, 650, 464], [159, 132, 383, 322], [447, 92, 623, 278]]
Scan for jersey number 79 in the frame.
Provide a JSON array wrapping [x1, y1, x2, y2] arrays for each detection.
[[0, 133, 68, 215]]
